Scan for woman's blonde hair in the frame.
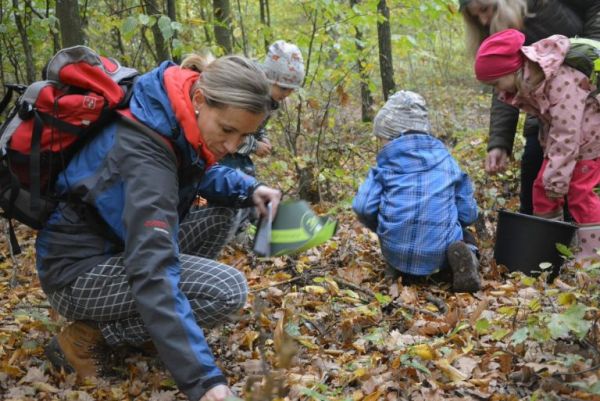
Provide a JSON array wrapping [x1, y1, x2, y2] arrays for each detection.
[[462, 0, 530, 57], [181, 54, 272, 115]]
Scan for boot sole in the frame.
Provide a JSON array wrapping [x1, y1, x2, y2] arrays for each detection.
[[45, 337, 75, 374], [448, 242, 481, 293]]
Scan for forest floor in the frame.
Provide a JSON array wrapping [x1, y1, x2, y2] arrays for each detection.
[[0, 85, 599, 401]]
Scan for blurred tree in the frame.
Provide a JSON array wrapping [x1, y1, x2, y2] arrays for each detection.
[[259, 0, 271, 53], [376, 0, 395, 100], [145, 0, 170, 62], [350, 0, 374, 121], [213, 0, 232, 53], [56, 0, 86, 48], [14, 0, 35, 83]]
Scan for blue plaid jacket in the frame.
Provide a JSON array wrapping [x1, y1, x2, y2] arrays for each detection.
[[353, 133, 478, 275]]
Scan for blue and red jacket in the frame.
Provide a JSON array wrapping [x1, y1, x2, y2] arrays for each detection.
[[35, 61, 257, 400]]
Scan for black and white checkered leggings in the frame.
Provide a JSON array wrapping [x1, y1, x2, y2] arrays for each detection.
[[46, 206, 248, 346]]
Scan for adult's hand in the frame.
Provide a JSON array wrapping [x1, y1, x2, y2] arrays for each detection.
[[485, 148, 509, 174], [255, 139, 272, 157], [252, 184, 282, 217], [199, 384, 234, 401]]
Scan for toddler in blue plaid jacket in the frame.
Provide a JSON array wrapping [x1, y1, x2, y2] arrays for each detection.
[[352, 91, 481, 292]]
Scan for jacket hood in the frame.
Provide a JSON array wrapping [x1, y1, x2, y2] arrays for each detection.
[[129, 61, 216, 167], [521, 34, 570, 80], [377, 133, 450, 173]]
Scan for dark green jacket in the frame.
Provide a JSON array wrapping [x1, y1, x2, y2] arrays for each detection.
[[488, 0, 600, 152]]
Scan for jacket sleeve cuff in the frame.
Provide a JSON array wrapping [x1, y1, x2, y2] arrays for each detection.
[[189, 374, 228, 401], [239, 181, 264, 208], [486, 137, 513, 153]]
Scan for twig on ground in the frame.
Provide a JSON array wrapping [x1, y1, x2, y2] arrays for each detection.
[[426, 294, 448, 314], [250, 276, 306, 293], [553, 363, 600, 377], [331, 276, 439, 317]]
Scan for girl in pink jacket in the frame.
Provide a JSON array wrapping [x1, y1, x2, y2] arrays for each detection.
[[474, 29, 600, 261]]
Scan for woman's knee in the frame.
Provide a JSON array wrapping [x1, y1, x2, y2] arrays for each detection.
[[222, 267, 248, 312]]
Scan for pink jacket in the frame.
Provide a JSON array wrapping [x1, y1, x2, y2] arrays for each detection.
[[498, 35, 600, 196]]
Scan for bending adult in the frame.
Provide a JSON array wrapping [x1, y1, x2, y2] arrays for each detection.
[[460, 0, 600, 214], [38, 54, 281, 401]]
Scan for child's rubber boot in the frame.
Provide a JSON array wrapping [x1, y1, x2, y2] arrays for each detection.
[[575, 225, 600, 265], [45, 321, 106, 379], [447, 241, 481, 293]]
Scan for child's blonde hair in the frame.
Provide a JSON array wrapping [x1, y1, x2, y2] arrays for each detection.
[[462, 0, 530, 57], [514, 60, 545, 94]]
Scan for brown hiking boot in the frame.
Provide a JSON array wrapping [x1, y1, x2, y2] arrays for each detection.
[[447, 241, 481, 293], [45, 321, 106, 379]]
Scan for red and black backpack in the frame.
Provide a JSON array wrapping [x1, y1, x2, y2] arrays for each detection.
[[0, 46, 139, 253]]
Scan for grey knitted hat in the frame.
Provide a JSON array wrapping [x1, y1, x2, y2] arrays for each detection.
[[373, 90, 431, 140], [263, 40, 305, 89]]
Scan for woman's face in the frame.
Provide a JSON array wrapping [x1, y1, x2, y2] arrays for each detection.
[[488, 73, 517, 93], [466, 0, 497, 27], [193, 92, 265, 161], [271, 84, 294, 102]]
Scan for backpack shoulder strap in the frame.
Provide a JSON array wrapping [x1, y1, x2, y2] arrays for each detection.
[[117, 113, 180, 166]]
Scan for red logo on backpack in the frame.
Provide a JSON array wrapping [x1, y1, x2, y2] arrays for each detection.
[[83, 96, 97, 110]]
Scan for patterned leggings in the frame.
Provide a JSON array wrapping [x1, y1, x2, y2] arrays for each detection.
[[46, 206, 248, 346]]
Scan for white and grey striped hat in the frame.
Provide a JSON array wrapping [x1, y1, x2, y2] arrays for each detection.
[[373, 90, 431, 140]]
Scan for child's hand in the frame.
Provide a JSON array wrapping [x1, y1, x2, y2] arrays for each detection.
[[545, 190, 564, 199], [255, 139, 272, 157]]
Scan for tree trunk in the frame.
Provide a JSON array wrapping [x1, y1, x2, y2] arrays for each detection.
[[350, 0, 373, 121], [145, 0, 170, 62], [0, 2, 5, 85], [56, 0, 86, 48], [235, 0, 248, 56], [13, 0, 35, 83], [376, 0, 395, 101], [200, 0, 213, 44], [166, 0, 179, 62], [213, 0, 232, 54], [259, 0, 270, 53]]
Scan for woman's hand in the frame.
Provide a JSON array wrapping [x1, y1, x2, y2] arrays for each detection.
[[252, 184, 282, 217], [485, 148, 509, 174], [199, 384, 235, 401], [255, 139, 272, 157]]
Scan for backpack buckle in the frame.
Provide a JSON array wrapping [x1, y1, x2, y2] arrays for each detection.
[[17, 101, 34, 120]]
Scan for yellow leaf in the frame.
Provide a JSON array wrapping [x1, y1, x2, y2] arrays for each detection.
[[242, 331, 259, 350], [558, 292, 576, 306], [352, 367, 368, 380], [411, 344, 437, 361], [14, 315, 32, 324], [33, 381, 59, 393], [434, 359, 467, 383], [296, 336, 319, 350], [302, 285, 327, 295], [363, 389, 384, 401], [528, 298, 541, 312]]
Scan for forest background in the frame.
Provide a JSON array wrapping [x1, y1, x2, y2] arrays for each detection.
[[0, 1, 599, 400]]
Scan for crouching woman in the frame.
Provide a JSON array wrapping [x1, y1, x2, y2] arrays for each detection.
[[37, 54, 281, 401]]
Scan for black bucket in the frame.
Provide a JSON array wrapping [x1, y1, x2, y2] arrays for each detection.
[[494, 210, 578, 276]]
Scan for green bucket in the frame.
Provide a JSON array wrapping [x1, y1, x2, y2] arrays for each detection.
[[253, 200, 337, 257]]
